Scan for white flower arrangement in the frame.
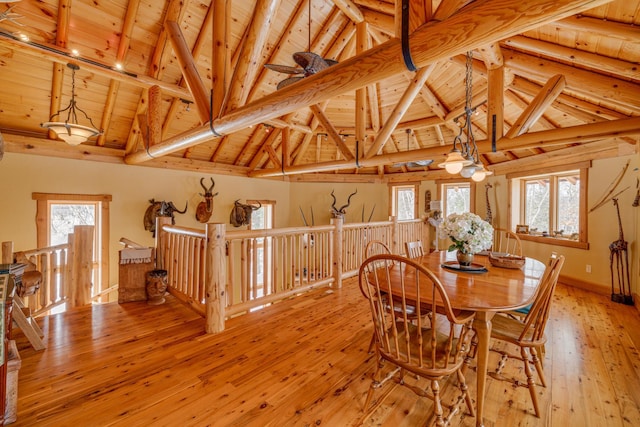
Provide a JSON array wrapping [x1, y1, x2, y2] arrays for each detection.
[[438, 212, 494, 254]]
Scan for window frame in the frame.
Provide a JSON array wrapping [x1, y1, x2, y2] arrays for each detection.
[[32, 192, 112, 297], [247, 199, 275, 230], [436, 179, 477, 217], [508, 162, 589, 249], [389, 183, 419, 220]]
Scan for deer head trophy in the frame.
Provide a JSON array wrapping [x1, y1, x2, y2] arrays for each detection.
[[330, 189, 357, 220], [195, 177, 219, 223]]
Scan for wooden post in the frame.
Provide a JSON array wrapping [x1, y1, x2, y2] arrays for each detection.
[[205, 223, 226, 334], [155, 216, 172, 270], [333, 217, 344, 289], [1, 242, 13, 264], [71, 225, 94, 307], [390, 216, 399, 255], [421, 221, 431, 253]]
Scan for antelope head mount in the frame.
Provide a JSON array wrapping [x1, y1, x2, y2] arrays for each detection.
[[195, 177, 219, 223], [330, 189, 357, 220]]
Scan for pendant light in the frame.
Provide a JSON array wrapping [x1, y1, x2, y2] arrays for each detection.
[[41, 63, 102, 145], [438, 51, 491, 181]]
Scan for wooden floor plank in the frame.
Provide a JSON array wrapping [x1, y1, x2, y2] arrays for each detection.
[[10, 280, 640, 426]]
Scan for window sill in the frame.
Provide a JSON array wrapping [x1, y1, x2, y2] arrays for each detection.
[[517, 233, 589, 250]]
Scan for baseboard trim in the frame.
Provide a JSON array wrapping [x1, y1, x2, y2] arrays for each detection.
[[560, 274, 638, 312]]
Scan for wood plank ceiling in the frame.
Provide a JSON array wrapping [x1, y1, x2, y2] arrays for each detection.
[[0, 0, 638, 183]]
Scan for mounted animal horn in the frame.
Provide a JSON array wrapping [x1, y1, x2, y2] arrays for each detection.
[[144, 199, 188, 237], [230, 200, 261, 227], [331, 189, 357, 218], [196, 177, 219, 223]]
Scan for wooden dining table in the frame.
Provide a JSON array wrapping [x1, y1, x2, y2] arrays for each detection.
[[398, 250, 547, 427]]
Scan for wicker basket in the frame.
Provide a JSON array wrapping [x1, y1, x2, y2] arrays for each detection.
[[488, 252, 526, 269]]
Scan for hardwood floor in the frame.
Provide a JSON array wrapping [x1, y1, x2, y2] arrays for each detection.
[[11, 279, 640, 426]]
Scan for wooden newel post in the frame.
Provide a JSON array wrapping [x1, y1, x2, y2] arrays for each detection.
[[421, 221, 431, 253], [70, 225, 94, 307], [390, 216, 398, 255], [1, 242, 13, 264], [205, 223, 226, 334], [155, 216, 172, 270], [333, 217, 343, 289]]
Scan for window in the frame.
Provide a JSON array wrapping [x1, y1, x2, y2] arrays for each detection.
[[391, 184, 418, 220], [509, 163, 588, 248], [249, 200, 274, 230], [439, 181, 476, 217], [247, 200, 275, 295], [33, 193, 112, 306]]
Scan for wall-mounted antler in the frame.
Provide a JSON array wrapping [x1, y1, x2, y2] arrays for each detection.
[[331, 189, 357, 219]]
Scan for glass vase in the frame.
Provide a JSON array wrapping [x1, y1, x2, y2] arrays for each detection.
[[456, 251, 474, 267]]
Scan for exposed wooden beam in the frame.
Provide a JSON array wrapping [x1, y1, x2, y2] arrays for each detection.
[[505, 74, 566, 137], [165, 21, 211, 123], [148, 85, 163, 147], [509, 76, 632, 121], [96, 0, 140, 147], [366, 64, 436, 158], [505, 90, 556, 130], [248, 117, 640, 177], [246, 0, 311, 102], [487, 66, 505, 141], [355, 21, 367, 166], [433, 0, 475, 20], [504, 47, 640, 111], [503, 35, 640, 82], [226, 0, 282, 111], [46, 0, 72, 141], [124, 0, 616, 164], [309, 104, 355, 160], [332, 0, 365, 22], [360, 8, 394, 35], [553, 15, 640, 43], [247, 126, 283, 171], [353, 0, 395, 15], [212, 0, 230, 118]]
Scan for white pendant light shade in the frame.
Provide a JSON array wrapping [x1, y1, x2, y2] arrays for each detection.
[[471, 163, 493, 182], [438, 151, 471, 174], [460, 163, 477, 178], [41, 63, 102, 145], [41, 122, 101, 145]]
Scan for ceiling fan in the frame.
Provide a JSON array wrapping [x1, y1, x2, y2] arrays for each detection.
[[263, 0, 337, 90], [265, 52, 338, 90], [393, 129, 433, 169]]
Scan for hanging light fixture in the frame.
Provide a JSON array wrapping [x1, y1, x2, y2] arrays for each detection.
[[438, 51, 492, 182], [41, 63, 102, 145]]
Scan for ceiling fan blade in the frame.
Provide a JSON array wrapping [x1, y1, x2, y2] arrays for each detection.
[[276, 76, 304, 90], [264, 64, 305, 75], [293, 52, 336, 74]]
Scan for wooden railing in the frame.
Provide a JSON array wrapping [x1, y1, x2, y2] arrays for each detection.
[[156, 216, 428, 333], [1, 225, 95, 316]]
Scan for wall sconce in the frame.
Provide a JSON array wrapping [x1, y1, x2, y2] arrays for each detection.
[[41, 63, 102, 145]]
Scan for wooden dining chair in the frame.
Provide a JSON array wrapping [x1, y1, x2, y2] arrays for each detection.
[[491, 229, 522, 256], [359, 254, 476, 426], [364, 240, 391, 258], [488, 254, 565, 418], [404, 240, 425, 258]]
